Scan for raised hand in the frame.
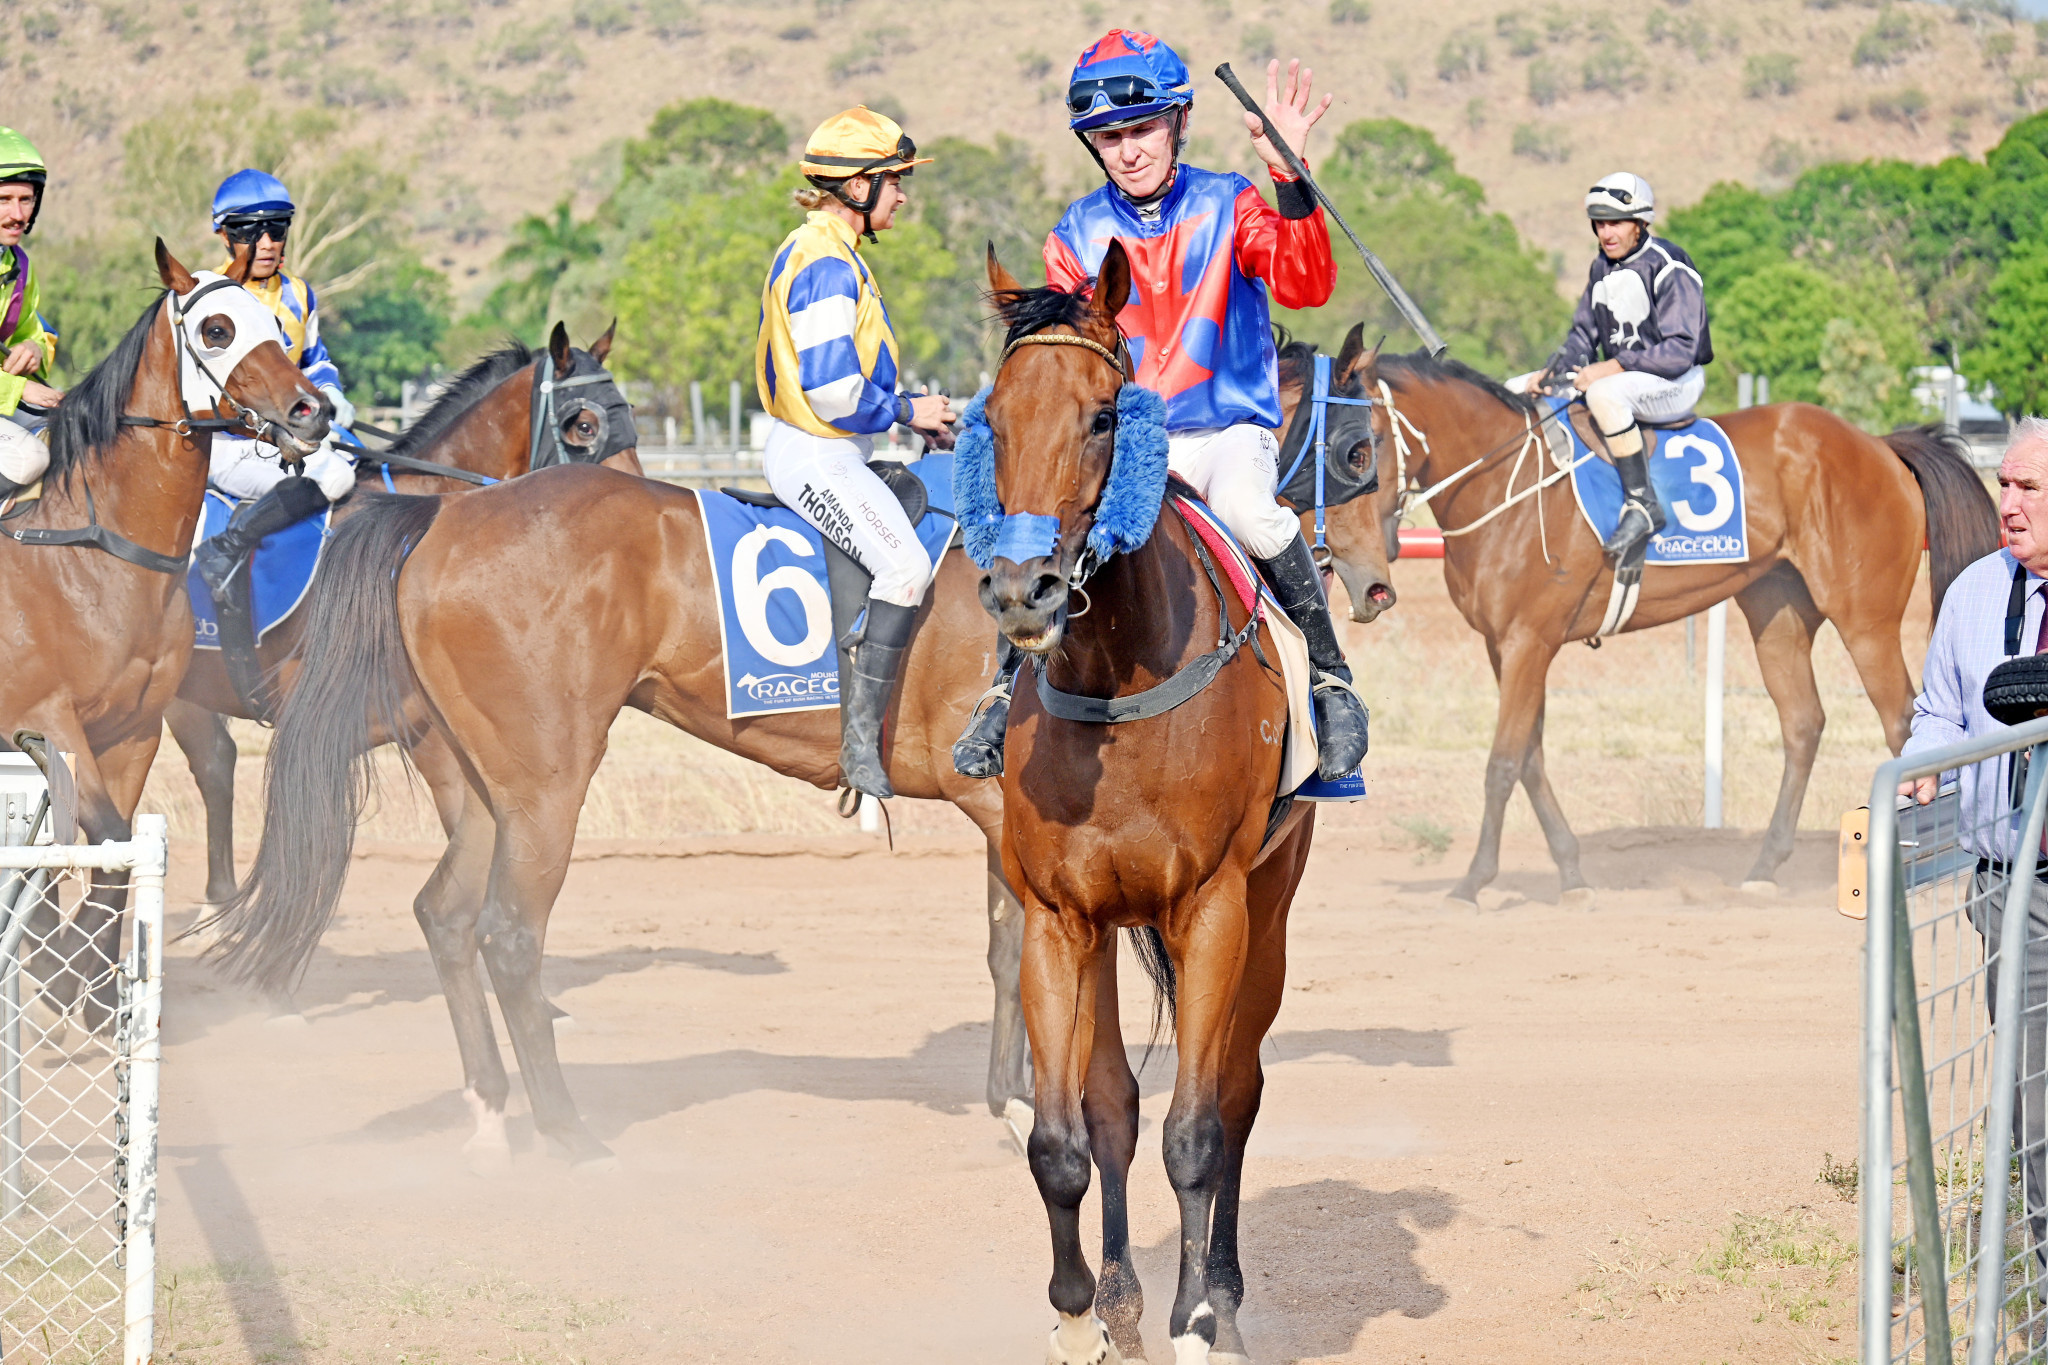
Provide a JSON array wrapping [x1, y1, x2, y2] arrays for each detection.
[[1243, 58, 1334, 174]]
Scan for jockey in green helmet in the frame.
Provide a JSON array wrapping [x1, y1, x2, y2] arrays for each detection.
[[0, 127, 60, 492]]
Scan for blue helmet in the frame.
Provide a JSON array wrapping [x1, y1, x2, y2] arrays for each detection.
[[1066, 30, 1192, 134], [210, 169, 295, 230]]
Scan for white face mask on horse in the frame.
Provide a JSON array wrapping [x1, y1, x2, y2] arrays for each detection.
[[166, 271, 321, 458]]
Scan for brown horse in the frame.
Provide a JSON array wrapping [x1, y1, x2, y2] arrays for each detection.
[[0, 242, 328, 1023], [976, 244, 1315, 1365], [1318, 347, 1998, 902], [166, 323, 642, 906]]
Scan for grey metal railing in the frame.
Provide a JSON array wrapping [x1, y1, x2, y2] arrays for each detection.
[[1866, 715, 2048, 1364]]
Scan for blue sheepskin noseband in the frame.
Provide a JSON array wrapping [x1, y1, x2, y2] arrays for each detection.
[[954, 381, 1169, 572]]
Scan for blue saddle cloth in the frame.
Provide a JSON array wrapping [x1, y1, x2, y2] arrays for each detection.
[[1566, 412, 1749, 565], [695, 456, 958, 719], [187, 490, 331, 649]]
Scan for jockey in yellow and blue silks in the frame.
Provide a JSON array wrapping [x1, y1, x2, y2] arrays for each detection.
[[952, 31, 1370, 785], [756, 107, 957, 801], [192, 168, 358, 601], [0, 127, 61, 492]]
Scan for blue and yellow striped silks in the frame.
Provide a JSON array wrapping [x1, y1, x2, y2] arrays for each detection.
[[755, 212, 904, 440]]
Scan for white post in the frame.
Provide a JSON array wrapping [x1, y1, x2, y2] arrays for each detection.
[[859, 798, 880, 834], [1704, 601, 1727, 829], [689, 381, 705, 448], [729, 380, 742, 456], [663, 415, 676, 449], [1737, 373, 1754, 410], [1757, 374, 1770, 405], [400, 378, 417, 429], [122, 814, 165, 1365]]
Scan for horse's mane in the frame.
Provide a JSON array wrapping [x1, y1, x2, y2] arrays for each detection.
[[1378, 349, 1537, 417], [382, 342, 535, 460], [40, 293, 164, 491], [990, 286, 1096, 351], [1274, 326, 1316, 392]]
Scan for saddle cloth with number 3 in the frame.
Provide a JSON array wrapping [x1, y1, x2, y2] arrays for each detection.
[[1565, 413, 1749, 566]]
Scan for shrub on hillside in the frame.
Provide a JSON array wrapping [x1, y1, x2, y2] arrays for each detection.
[[1017, 50, 1051, 79], [1495, 10, 1538, 58], [1242, 23, 1277, 64], [1582, 38, 1646, 95], [572, 0, 632, 35], [644, 0, 699, 40], [1329, 0, 1371, 24], [319, 66, 408, 108], [1869, 87, 1931, 131], [1646, 9, 1717, 62], [1984, 31, 2017, 68], [1527, 58, 1563, 106], [1511, 122, 1571, 163], [1437, 31, 1487, 81], [1853, 8, 1929, 70], [1744, 53, 1801, 98], [22, 10, 59, 41]]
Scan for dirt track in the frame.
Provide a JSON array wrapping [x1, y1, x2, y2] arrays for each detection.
[[149, 817, 1864, 1365]]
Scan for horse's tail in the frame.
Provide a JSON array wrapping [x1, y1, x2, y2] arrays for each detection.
[[200, 492, 445, 993], [1885, 423, 1999, 626], [1125, 926, 1178, 1065]]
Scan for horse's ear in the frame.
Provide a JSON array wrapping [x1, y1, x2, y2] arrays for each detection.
[[1336, 322, 1370, 379], [549, 321, 573, 377], [1094, 239, 1132, 322], [222, 239, 255, 286], [986, 241, 1022, 295], [588, 319, 616, 365], [154, 238, 197, 294]]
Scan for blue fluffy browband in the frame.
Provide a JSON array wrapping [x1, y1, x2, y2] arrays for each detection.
[[954, 381, 1170, 571]]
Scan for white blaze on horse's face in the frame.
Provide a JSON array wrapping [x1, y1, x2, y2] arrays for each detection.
[[170, 271, 295, 414]]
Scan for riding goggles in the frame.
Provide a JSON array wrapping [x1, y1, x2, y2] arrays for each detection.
[[1066, 74, 1180, 117], [220, 215, 292, 245]]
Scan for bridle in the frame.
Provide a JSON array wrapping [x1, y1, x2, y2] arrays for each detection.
[[527, 349, 634, 472], [996, 328, 1133, 589], [1275, 353, 1381, 567], [118, 277, 312, 454]]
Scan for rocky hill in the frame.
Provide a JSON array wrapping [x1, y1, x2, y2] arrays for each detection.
[[11, 0, 2033, 302]]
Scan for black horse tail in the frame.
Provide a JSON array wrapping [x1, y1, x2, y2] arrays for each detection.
[[200, 492, 445, 993], [1886, 423, 1999, 627], [1125, 926, 1178, 1065]]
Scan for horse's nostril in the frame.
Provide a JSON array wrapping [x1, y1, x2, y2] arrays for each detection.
[[1026, 574, 1063, 608], [1368, 584, 1394, 606]]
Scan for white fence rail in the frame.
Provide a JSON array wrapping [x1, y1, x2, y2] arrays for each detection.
[[0, 784, 162, 1365], [1864, 717, 2048, 1364]]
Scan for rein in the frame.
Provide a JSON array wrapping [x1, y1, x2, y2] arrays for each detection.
[[1275, 353, 1377, 565], [1382, 381, 1591, 560]]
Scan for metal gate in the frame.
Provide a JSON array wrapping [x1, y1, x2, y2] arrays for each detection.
[[1865, 715, 2048, 1364], [0, 750, 162, 1365]]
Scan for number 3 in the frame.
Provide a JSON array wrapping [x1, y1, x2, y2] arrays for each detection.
[[731, 525, 832, 667], [1664, 434, 1734, 533]]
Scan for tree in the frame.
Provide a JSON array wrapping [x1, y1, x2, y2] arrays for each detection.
[[1964, 242, 2048, 415], [482, 198, 602, 341], [322, 256, 452, 405]]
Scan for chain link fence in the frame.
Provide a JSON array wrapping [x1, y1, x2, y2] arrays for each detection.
[[0, 754, 161, 1365], [1865, 716, 2048, 1365]]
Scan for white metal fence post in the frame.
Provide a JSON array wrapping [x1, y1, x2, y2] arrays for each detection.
[[729, 380, 742, 456], [122, 813, 165, 1365], [689, 381, 705, 449], [1704, 601, 1726, 828]]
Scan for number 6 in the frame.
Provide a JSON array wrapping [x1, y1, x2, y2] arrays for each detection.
[[731, 525, 832, 667]]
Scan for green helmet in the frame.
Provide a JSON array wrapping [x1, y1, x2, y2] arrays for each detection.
[[0, 128, 47, 236]]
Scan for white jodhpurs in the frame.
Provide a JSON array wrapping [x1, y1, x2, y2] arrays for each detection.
[[761, 418, 933, 609], [1584, 365, 1707, 435], [0, 415, 49, 486], [209, 434, 358, 502], [1166, 423, 1300, 560]]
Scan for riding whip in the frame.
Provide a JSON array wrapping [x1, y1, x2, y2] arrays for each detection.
[[1213, 63, 1448, 358]]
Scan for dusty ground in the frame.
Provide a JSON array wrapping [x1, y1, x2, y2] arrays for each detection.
[[115, 556, 1900, 1364]]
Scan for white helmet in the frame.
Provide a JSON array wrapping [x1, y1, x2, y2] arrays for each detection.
[[1585, 171, 1654, 225]]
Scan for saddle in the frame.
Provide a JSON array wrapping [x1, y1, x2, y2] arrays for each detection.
[[1560, 404, 1698, 463], [720, 460, 941, 708], [0, 478, 41, 520]]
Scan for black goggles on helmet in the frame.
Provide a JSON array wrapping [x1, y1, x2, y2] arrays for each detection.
[[1066, 74, 1175, 117], [1590, 184, 1636, 205], [220, 215, 293, 245]]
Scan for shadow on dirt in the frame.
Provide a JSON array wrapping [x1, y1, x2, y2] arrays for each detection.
[[1122, 1177, 1456, 1361], [340, 1024, 1451, 1145]]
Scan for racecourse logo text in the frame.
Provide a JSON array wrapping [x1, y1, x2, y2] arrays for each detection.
[[735, 669, 839, 704]]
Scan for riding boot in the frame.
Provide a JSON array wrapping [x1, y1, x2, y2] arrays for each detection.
[[193, 475, 331, 599], [1598, 441, 1666, 560], [840, 599, 918, 800], [952, 634, 1019, 779], [1254, 534, 1371, 780]]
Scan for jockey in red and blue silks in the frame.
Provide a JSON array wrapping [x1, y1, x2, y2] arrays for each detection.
[[953, 30, 1370, 785]]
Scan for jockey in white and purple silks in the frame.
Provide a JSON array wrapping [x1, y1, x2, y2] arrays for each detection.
[[953, 29, 1370, 783]]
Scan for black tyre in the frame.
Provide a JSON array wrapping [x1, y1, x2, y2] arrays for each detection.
[[1984, 654, 2048, 726]]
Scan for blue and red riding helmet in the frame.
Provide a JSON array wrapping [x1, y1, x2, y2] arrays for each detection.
[[1066, 29, 1192, 134]]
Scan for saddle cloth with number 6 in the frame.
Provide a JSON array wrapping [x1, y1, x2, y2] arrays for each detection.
[[694, 457, 958, 719], [1566, 414, 1748, 566]]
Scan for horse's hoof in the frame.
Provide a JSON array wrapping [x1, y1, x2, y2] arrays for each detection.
[[1047, 1314, 1121, 1365], [1560, 886, 1596, 910], [1740, 879, 1779, 895], [1443, 891, 1480, 909], [1003, 1097, 1035, 1157]]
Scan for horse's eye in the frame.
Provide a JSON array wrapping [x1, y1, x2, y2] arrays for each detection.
[[1091, 409, 1114, 435], [204, 322, 232, 347]]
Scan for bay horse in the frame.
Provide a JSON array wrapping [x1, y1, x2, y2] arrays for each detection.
[[198, 314, 1392, 1167], [165, 323, 642, 906], [0, 241, 329, 1025], [975, 243, 1314, 1365], [1319, 346, 1998, 902]]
